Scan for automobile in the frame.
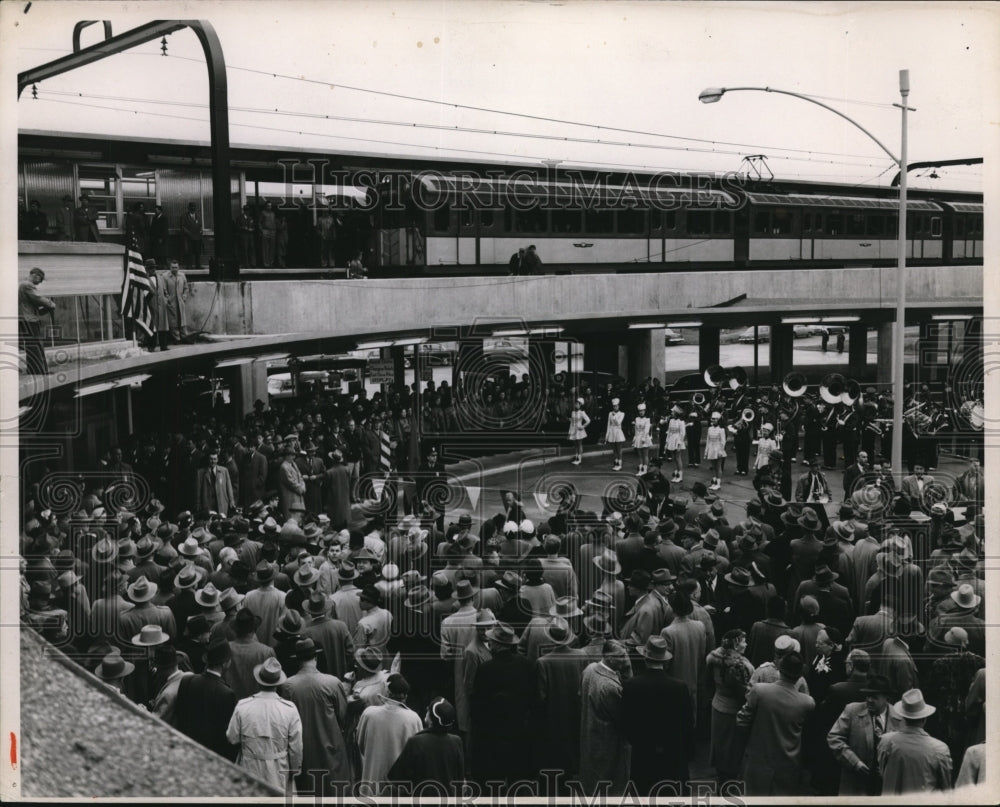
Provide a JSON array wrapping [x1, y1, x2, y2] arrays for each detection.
[[809, 324, 850, 337], [663, 328, 685, 345], [737, 325, 770, 344], [667, 372, 712, 402], [403, 343, 455, 368], [792, 325, 812, 339]]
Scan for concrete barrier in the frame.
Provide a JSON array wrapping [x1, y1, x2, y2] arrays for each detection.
[[186, 265, 983, 337]]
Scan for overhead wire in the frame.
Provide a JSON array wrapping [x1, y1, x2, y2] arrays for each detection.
[[33, 91, 895, 170], [22, 45, 895, 163]]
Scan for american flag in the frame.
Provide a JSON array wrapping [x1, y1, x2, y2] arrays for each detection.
[[120, 233, 153, 337]]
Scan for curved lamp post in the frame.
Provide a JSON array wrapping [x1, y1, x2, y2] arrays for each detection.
[[699, 73, 910, 479]]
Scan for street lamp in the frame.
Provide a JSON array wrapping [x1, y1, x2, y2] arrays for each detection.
[[699, 73, 911, 479]]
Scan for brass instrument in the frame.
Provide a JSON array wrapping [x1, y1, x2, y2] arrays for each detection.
[[841, 379, 862, 407], [742, 408, 756, 422], [782, 372, 807, 398], [729, 367, 749, 391], [704, 365, 728, 388], [692, 392, 707, 407], [820, 373, 847, 406]]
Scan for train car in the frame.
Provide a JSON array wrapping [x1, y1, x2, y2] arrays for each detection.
[[17, 130, 982, 276]]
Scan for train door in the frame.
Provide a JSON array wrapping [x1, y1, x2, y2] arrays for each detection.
[[733, 206, 750, 266]]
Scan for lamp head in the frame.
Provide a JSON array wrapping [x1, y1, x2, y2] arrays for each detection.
[[699, 87, 725, 104]]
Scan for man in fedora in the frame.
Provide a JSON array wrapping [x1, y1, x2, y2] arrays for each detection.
[[580, 639, 631, 795], [243, 560, 287, 647], [470, 622, 537, 784], [302, 590, 353, 680], [278, 443, 307, 524], [226, 657, 303, 794], [94, 649, 135, 694], [225, 607, 276, 700], [621, 569, 664, 647], [827, 673, 903, 794], [118, 575, 177, 648], [440, 577, 478, 678], [737, 651, 815, 795], [453, 608, 494, 746], [793, 563, 854, 637], [175, 638, 239, 761], [278, 637, 350, 795], [622, 635, 693, 794], [356, 673, 423, 796], [533, 616, 586, 779], [927, 583, 984, 657], [150, 644, 193, 727], [877, 688, 952, 793], [330, 561, 363, 636]]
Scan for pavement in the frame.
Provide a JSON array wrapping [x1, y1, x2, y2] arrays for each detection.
[[429, 444, 973, 529]]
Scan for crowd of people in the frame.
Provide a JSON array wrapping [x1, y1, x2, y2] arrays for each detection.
[[19, 371, 987, 798]]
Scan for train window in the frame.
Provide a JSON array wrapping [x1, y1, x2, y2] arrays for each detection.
[[551, 209, 582, 233], [802, 212, 813, 232], [504, 208, 514, 232], [688, 210, 712, 235], [78, 165, 120, 230], [617, 209, 646, 234], [433, 204, 451, 233], [771, 208, 792, 235], [845, 213, 864, 236], [931, 216, 942, 237], [461, 208, 475, 228], [866, 215, 886, 237], [480, 210, 495, 229], [712, 211, 731, 235], [663, 210, 677, 231], [955, 217, 966, 238], [752, 211, 770, 235], [826, 213, 843, 236], [516, 207, 547, 233], [974, 214, 983, 235], [584, 209, 615, 234], [121, 167, 157, 221]]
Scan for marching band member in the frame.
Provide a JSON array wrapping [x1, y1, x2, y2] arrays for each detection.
[[686, 408, 703, 468], [704, 412, 727, 491], [664, 405, 687, 483], [728, 412, 753, 476], [568, 398, 591, 466], [632, 402, 653, 477], [801, 399, 822, 464], [837, 403, 860, 467], [753, 423, 779, 471], [605, 398, 626, 471], [818, 402, 838, 469]]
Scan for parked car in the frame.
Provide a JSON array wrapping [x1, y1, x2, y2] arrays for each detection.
[[664, 328, 685, 345], [403, 342, 455, 368], [737, 325, 770, 344], [792, 325, 812, 339], [809, 324, 850, 337]]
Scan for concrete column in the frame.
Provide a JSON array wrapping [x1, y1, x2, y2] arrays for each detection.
[[698, 326, 721, 371], [233, 360, 269, 418], [848, 324, 868, 378], [768, 324, 794, 384], [627, 328, 666, 385], [391, 345, 406, 391], [876, 322, 893, 386]]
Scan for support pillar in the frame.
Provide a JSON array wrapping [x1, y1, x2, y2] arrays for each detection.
[[391, 345, 406, 391], [583, 335, 620, 376], [877, 322, 893, 387], [698, 326, 721, 371], [233, 360, 269, 418], [627, 328, 666, 386], [768, 324, 794, 385], [848, 324, 868, 379]]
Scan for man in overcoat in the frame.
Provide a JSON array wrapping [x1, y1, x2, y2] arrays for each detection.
[[161, 260, 189, 343], [579, 639, 631, 795]]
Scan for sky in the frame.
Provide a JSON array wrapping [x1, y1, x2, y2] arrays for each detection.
[[5, 0, 999, 191]]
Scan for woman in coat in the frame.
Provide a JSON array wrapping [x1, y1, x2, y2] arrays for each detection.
[[706, 629, 755, 785]]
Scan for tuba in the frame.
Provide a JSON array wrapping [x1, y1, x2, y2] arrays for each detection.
[[782, 372, 807, 398], [820, 373, 847, 406], [729, 367, 749, 391], [692, 392, 707, 407], [741, 407, 756, 422], [704, 365, 728, 388], [840, 379, 862, 407]]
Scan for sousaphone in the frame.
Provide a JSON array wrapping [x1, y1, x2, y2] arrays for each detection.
[[704, 365, 728, 388], [820, 373, 847, 406]]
